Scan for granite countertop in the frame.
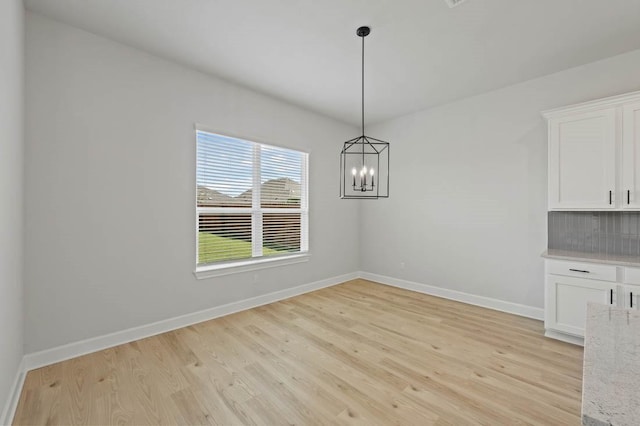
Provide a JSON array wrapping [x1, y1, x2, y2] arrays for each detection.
[[582, 303, 640, 426], [542, 249, 640, 268]]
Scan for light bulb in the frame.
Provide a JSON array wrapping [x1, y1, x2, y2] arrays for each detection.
[[370, 168, 374, 176], [351, 167, 356, 176], [363, 166, 367, 174], [360, 169, 364, 176]]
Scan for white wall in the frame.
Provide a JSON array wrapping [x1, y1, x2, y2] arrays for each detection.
[[0, 0, 25, 420], [362, 49, 640, 309], [24, 12, 359, 353]]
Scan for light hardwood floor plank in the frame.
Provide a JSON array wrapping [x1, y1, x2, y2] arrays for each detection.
[[13, 279, 583, 425]]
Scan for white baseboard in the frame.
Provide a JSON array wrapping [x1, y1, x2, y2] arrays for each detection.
[[23, 272, 358, 372], [544, 330, 584, 346], [0, 357, 26, 426], [359, 271, 544, 320]]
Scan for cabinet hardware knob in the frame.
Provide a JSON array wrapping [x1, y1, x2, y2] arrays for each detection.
[[609, 190, 613, 205], [610, 289, 614, 305], [569, 268, 590, 273], [628, 190, 631, 205]]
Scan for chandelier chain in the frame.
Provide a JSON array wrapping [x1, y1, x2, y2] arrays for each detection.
[[361, 30, 365, 137]]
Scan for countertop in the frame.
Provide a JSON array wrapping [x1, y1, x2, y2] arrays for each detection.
[[542, 249, 640, 268], [582, 303, 640, 426]]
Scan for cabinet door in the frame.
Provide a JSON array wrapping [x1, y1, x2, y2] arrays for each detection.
[[548, 108, 617, 209], [619, 285, 640, 310], [622, 102, 640, 209], [545, 274, 616, 337]]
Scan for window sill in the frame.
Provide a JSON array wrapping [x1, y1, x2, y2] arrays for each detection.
[[194, 253, 310, 279]]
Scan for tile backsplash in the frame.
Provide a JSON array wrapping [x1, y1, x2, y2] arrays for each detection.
[[548, 212, 640, 256]]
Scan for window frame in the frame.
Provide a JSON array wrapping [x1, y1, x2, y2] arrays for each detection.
[[194, 125, 309, 279]]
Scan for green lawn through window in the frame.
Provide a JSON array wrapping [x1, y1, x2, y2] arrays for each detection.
[[198, 232, 285, 264]]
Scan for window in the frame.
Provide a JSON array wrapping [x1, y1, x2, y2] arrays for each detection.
[[195, 129, 308, 275]]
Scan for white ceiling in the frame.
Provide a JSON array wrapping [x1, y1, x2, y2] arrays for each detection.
[[25, 0, 640, 126]]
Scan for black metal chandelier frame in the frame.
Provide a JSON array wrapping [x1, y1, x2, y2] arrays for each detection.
[[340, 26, 390, 199]]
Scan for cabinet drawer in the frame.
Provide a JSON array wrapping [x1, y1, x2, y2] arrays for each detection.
[[623, 267, 640, 285], [546, 260, 617, 281]]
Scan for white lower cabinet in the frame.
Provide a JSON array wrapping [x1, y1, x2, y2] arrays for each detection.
[[545, 259, 622, 343], [619, 285, 640, 310], [621, 267, 640, 310], [545, 273, 616, 338]]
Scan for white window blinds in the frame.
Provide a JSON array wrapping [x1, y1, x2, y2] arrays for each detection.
[[196, 130, 308, 267]]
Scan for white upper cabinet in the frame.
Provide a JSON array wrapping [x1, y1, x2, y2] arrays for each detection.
[[622, 101, 640, 209], [544, 90, 640, 211], [548, 109, 616, 209]]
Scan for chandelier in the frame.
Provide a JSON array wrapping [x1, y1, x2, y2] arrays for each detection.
[[340, 26, 390, 199]]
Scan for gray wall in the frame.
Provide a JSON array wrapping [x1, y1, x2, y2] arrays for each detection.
[[24, 12, 359, 353], [0, 0, 24, 418], [361, 49, 640, 309]]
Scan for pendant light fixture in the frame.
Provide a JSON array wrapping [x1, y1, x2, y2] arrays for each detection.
[[340, 26, 390, 199]]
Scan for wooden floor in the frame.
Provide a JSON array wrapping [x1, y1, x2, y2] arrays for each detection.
[[13, 280, 584, 425]]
